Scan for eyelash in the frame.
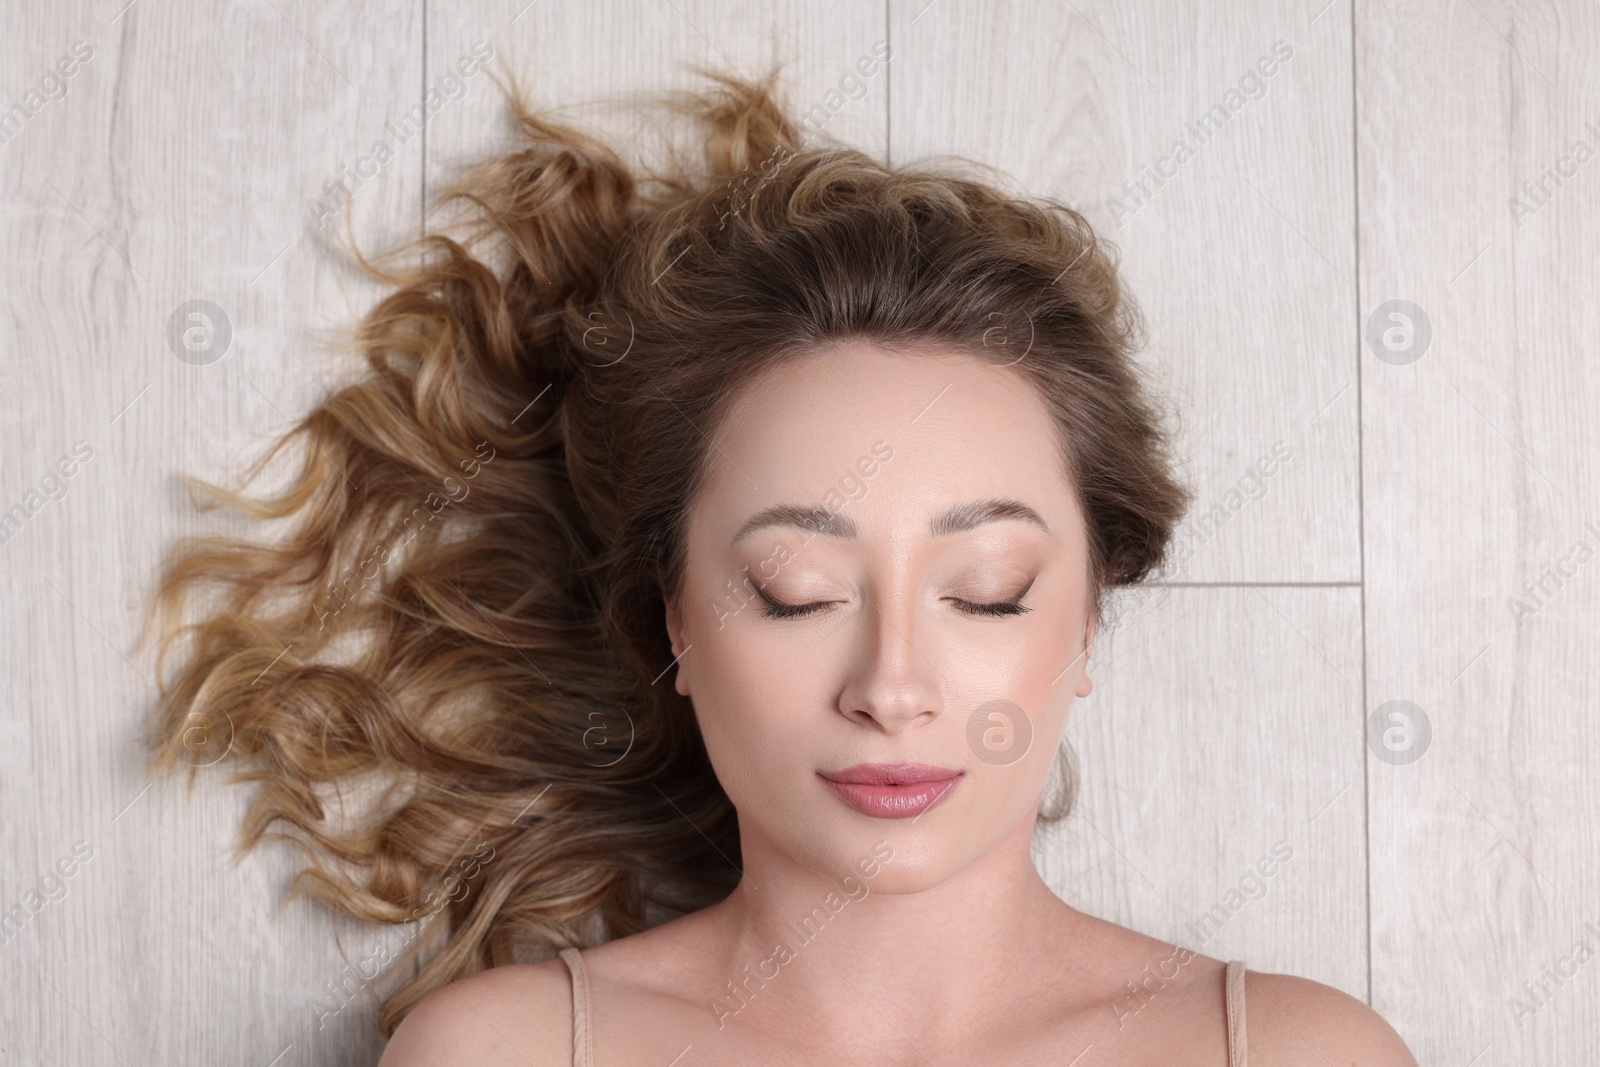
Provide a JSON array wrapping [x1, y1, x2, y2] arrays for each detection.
[[756, 590, 1034, 620]]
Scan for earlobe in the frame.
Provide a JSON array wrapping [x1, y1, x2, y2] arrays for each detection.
[[665, 596, 691, 697], [665, 595, 684, 654], [1075, 616, 1096, 698]]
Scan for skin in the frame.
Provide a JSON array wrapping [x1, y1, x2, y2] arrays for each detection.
[[379, 341, 1419, 1066]]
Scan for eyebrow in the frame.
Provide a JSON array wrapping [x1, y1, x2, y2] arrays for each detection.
[[728, 497, 1049, 547]]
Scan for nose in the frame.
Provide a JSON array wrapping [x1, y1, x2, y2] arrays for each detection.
[[836, 590, 944, 733]]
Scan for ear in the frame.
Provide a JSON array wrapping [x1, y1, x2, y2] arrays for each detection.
[[1074, 613, 1097, 699], [664, 595, 691, 697]]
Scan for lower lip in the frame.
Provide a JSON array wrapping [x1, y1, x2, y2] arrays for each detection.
[[819, 775, 962, 819]]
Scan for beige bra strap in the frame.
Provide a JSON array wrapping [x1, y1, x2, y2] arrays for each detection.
[[1224, 960, 1248, 1067], [558, 948, 594, 1067]]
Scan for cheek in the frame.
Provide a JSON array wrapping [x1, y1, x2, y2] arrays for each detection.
[[947, 627, 1078, 790], [685, 628, 821, 801], [948, 612, 1080, 719]]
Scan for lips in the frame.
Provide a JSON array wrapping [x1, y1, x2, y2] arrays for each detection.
[[818, 763, 963, 819], [820, 762, 961, 785]]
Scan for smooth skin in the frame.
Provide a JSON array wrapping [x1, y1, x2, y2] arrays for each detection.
[[380, 341, 1418, 1066]]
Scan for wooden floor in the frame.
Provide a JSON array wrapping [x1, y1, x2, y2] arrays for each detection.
[[2, 1, 1596, 1063]]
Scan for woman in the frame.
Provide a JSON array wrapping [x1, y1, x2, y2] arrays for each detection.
[[143, 66, 1417, 1065]]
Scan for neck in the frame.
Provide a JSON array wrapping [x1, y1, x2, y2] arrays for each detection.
[[694, 807, 1085, 1048]]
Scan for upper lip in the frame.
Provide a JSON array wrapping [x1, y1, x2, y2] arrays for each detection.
[[819, 762, 962, 785]]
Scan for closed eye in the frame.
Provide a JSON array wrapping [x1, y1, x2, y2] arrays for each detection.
[[756, 589, 834, 620], [949, 598, 1031, 618], [953, 575, 1035, 618], [755, 586, 1035, 621], [755, 588, 838, 620]]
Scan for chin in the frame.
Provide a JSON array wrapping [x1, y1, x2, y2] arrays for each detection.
[[792, 821, 980, 896]]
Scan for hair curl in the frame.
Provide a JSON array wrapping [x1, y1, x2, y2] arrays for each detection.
[[137, 62, 1191, 1036]]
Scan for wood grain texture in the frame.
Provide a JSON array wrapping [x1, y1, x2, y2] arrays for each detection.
[[1, 2, 424, 1064], [2, 0, 1592, 1063], [1357, 1, 1600, 1063]]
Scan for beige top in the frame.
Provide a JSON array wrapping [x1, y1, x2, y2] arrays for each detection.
[[558, 947, 1248, 1066]]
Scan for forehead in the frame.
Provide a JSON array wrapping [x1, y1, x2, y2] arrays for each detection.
[[690, 340, 1082, 548]]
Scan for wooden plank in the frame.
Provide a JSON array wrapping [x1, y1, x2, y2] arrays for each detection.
[[0, 1, 422, 1063], [1358, 1, 1600, 1063]]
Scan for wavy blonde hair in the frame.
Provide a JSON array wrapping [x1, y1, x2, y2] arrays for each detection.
[[138, 63, 1191, 1036]]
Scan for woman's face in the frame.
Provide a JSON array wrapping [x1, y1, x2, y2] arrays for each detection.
[[665, 340, 1096, 891]]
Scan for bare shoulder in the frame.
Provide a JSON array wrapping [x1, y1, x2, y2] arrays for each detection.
[[1242, 969, 1419, 1067], [376, 957, 574, 1067]]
